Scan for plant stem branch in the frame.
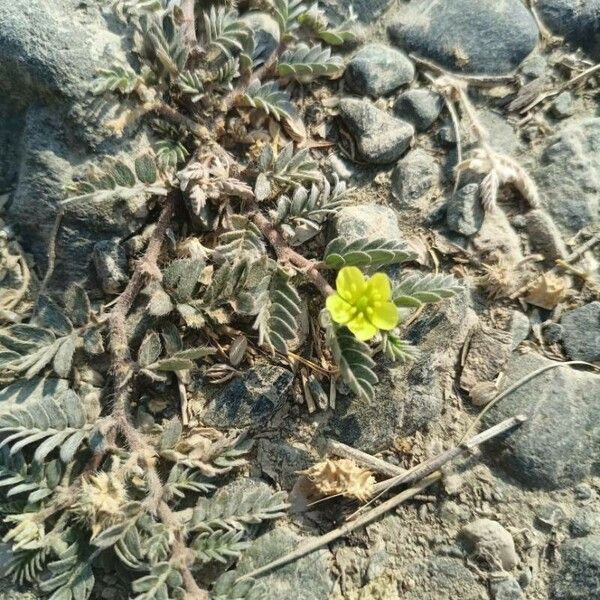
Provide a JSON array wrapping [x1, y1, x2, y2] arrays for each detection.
[[326, 439, 407, 478], [251, 209, 335, 297]]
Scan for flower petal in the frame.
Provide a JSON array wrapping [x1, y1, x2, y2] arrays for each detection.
[[346, 313, 378, 341], [326, 294, 355, 324], [336, 266, 366, 304], [366, 301, 399, 330], [366, 272, 392, 302]]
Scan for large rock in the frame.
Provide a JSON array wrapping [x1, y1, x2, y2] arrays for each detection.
[[538, 0, 600, 60], [534, 118, 600, 234], [483, 353, 600, 489], [388, 0, 539, 75], [220, 526, 334, 600], [201, 365, 294, 429], [393, 89, 443, 132], [345, 43, 414, 97], [339, 98, 414, 164], [332, 204, 402, 245], [550, 536, 600, 600], [560, 302, 600, 363], [391, 149, 440, 208], [1, 1, 148, 290]]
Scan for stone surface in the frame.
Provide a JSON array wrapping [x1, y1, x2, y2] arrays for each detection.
[[491, 577, 525, 600], [393, 89, 443, 131], [447, 183, 484, 236], [460, 519, 518, 570], [345, 43, 414, 97], [570, 511, 600, 538], [472, 208, 524, 266], [510, 310, 531, 350], [534, 118, 600, 234], [484, 353, 600, 489], [524, 209, 567, 264], [227, 526, 334, 600], [388, 0, 539, 75], [550, 536, 600, 599], [538, 0, 600, 60], [560, 302, 600, 363], [339, 98, 414, 164], [391, 149, 440, 208], [92, 239, 128, 295], [460, 326, 512, 391], [551, 91, 575, 118], [201, 365, 294, 428], [400, 557, 487, 600], [332, 203, 401, 244], [1, 0, 148, 289]]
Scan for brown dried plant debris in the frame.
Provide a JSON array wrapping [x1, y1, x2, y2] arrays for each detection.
[[300, 458, 375, 502], [522, 272, 570, 309]]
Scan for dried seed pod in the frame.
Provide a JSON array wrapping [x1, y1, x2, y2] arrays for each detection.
[[300, 458, 375, 502]]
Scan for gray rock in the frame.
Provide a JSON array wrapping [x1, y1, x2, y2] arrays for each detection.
[[543, 323, 564, 345], [459, 519, 518, 570], [447, 183, 484, 236], [550, 536, 600, 600], [393, 89, 443, 131], [202, 365, 294, 428], [345, 43, 414, 97], [560, 302, 600, 362], [534, 118, 600, 234], [1, 1, 148, 289], [223, 526, 334, 600], [332, 203, 401, 244], [460, 326, 512, 391], [475, 110, 520, 156], [535, 503, 567, 528], [491, 577, 524, 600], [438, 123, 457, 147], [339, 98, 414, 164], [388, 0, 538, 75], [524, 209, 567, 263], [241, 12, 280, 66], [520, 54, 547, 79], [551, 91, 576, 118], [391, 149, 440, 207], [92, 240, 128, 295], [483, 353, 600, 489], [538, 0, 600, 61], [472, 207, 524, 266], [321, 0, 392, 23], [570, 511, 600, 538], [510, 310, 531, 349], [400, 557, 487, 600]]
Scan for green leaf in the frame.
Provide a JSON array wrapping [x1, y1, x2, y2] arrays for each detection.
[[92, 64, 139, 94], [253, 269, 301, 354], [171, 347, 216, 360], [135, 154, 158, 184], [159, 417, 182, 451], [392, 273, 461, 308], [110, 161, 136, 187], [64, 284, 90, 327], [151, 358, 194, 371], [216, 216, 266, 263], [52, 336, 76, 378], [201, 6, 251, 59], [35, 296, 73, 336], [324, 237, 416, 269], [192, 529, 250, 564], [138, 331, 162, 368], [277, 43, 343, 80], [323, 312, 377, 402], [271, 0, 306, 34], [0, 324, 55, 353], [240, 80, 297, 122], [163, 258, 204, 303]]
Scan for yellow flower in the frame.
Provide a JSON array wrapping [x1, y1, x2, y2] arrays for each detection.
[[326, 266, 399, 341]]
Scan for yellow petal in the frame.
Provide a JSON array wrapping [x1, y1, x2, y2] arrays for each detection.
[[346, 313, 378, 341], [366, 272, 392, 302], [366, 301, 399, 330], [336, 266, 366, 303], [326, 294, 355, 324]]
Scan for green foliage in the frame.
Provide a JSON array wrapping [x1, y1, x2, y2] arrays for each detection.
[[324, 238, 416, 269], [92, 64, 140, 94], [323, 312, 377, 402], [240, 80, 297, 122], [201, 6, 251, 60], [381, 333, 418, 363], [192, 529, 250, 564], [253, 268, 302, 353], [277, 44, 343, 80], [392, 273, 462, 308]]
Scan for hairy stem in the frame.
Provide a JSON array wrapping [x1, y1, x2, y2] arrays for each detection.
[[251, 209, 335, 297]]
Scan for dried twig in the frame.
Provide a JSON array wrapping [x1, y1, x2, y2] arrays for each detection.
[[326, 439, 406, 478], [237, 416, 526, 582]]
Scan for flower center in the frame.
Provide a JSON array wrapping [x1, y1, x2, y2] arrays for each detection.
[[355, 296, 369, 312]]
